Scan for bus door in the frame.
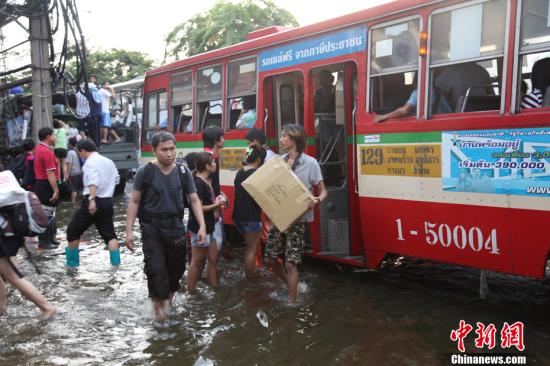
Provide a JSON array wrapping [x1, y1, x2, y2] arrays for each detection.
[[310, 63, 357, 258], [263, 71, 304, 152]]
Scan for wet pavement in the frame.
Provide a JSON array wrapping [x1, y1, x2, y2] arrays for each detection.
[[1, 186, 550, 365]]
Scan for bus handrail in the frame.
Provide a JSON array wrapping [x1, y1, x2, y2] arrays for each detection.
[[264, 108, 268, 125], [352, 99, 358, 194]]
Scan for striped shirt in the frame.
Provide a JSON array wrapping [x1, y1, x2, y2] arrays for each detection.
[[521, 88, 543, 109], [75, 91, 90, 118]]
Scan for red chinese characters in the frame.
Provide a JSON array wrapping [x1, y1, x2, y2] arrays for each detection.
[[450, 321, 525, 353]]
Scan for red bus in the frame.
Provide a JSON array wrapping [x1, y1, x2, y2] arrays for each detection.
[[142, 0, 550, 281]]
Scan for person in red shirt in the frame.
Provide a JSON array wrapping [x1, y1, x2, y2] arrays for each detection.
[[33, 127, 60, 249]]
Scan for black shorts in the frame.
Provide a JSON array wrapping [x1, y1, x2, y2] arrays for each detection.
[[68, 174, 83, 193], [0, 235, 23, 257], [141, 222, 187, 300], [66, 197, 117, 244], [78, 117, 89, 133], [34, 179, 58, 207], [54, 148, 67, 159]]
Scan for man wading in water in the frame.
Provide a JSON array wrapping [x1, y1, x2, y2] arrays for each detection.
[[125, 132, 206, 321], [265, 124, 327, 303]]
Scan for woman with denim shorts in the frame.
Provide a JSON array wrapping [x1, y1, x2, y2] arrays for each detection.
[[186, 152, 224, 291], [233, 146, 266, 280]]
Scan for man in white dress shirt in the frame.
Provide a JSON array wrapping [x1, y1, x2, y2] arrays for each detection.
[[65, 139, 121, 267]]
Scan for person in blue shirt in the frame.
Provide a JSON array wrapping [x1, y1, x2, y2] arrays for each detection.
[[235, 95, 257, 129], [374, 76, 451, 123]]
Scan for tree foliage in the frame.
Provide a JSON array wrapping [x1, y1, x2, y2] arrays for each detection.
[[164, 0, 298, 60], [68, 48, 155, 84]]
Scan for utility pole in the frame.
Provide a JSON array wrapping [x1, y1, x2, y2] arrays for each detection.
[[29, 0, 52, 139]]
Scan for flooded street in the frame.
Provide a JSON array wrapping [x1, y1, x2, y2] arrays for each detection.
[[1, 187, 550, 365]]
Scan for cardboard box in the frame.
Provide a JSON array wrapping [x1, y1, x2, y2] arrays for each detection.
[[242, 155, 314, 232]]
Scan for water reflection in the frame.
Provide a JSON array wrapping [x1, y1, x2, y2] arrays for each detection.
[[0, 188, 550, 365]]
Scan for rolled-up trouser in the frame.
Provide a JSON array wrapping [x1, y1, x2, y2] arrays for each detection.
[[141, 222, 187, 300], [66, 197, 117, 244]]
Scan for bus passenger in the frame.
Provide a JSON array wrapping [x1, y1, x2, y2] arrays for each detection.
[[187, 152, 224, 291], [434, 62, 493, 112], [265, 124, 327, 303], [521, 58, 550, 109], [233, 146, 266, 280], [314, 70, 335, 114], [374, 79, 451, 123], [235, 96, 257, 129]]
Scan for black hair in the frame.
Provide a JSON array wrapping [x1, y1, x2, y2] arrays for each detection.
[[194, 151, 214, 174], [244, 145, 266, 165], [184, 152, 199, 170], [53, 119, 61, 129], [22, 137, 36, 152], [90, 74, 97, 79], [282, 124, 307, 153], [68, 137, 78, 147], [76, 139, 97, 152], [531, 58, 550, 95], [151, 131, 176, 149], [38, 127, 54, 141], [242, 95, 256, 110], [202, 126, 224, 148], [245, 128, 267, 145]]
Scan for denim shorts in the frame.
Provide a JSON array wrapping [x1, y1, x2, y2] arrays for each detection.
[[101, 112, 111, 127], [235, 220, 261, 234], [191, 232, 212, 249]]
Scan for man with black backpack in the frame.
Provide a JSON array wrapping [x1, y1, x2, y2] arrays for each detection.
[[125, 131, 206, 321]]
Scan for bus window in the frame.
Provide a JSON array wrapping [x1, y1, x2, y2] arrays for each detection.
[[280, 85, 296, 124], [227, 58, 257, 129], [517, 0, 550, 110], [171, 72, 193, 133], [369, 18, 420, 118], [428, 0, 507, 115], [143, 90, 167, 143], [197, 65, 223, 130]]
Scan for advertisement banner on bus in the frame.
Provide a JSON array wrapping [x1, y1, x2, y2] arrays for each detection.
[[442, 128, 550, 196], [258, 25, 366, 72]]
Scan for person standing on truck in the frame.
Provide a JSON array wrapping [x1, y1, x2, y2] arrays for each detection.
[[99, 81, 121, 145]]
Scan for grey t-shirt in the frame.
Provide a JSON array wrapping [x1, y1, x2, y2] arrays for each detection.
[[66, 149, 81, 176], [134, 163, 196, 216], [282, 153, 324, 223]]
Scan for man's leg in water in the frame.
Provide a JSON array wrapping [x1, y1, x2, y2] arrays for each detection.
[[283, 223, 305, 304], [166, 235, 187, 304], [0, 276, 6, 315], [142, 225, 170, 321], [285, 263, 299, 303], [0, 258, 56, 319]]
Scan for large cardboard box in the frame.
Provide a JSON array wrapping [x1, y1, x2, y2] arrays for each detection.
[[242, 155, 314, 231]]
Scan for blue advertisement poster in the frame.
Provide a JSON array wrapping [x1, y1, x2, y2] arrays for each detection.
[[442, 128, 550, 196], [258, 25, 366, 72]]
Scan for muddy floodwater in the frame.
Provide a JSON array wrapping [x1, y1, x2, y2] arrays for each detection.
[[1, 186, 550, 365]]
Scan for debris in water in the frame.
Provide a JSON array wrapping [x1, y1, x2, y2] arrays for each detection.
[[194, 355, 214, 366], [256, 310, 269, 328]]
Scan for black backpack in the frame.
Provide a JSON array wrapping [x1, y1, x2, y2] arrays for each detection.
[[22, 157, 35, 188], [8, 154, 26, 183], [138, 163, 189, 222], [0, 191, 48, 237]]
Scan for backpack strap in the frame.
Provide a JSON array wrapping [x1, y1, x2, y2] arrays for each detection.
[[176, 163, 189, 209]]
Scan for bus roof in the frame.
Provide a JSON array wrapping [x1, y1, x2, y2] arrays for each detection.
[[146, 0, 440, 77]]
